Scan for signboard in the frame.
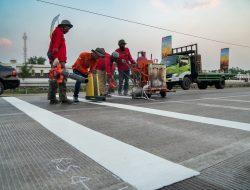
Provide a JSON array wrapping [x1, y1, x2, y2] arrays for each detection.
[[162, 36, 172, 58], [220, 48, 229, 72]]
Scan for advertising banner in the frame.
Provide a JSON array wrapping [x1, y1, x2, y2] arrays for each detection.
[[220, 48, 229, 72], [162, 36, 172, 58]]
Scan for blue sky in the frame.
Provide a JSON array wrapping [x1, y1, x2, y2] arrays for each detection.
[[0, 0, 250, 70]]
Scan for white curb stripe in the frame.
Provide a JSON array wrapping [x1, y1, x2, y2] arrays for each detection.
[[3, 97, 199, 190]]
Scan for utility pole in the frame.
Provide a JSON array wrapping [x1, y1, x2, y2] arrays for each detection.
[[23, 33, 27, 63]]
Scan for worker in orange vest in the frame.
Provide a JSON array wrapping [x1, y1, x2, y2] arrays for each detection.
[[72, 48, 105, 102]]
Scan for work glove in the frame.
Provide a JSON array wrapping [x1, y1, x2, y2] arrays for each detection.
[[131, 60, 136, 65], [121, 59, 127, 64], [52, 58, 59, 67]]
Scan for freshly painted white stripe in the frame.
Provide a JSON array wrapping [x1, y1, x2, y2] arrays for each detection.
[[212, 99, 250, 103], [128, 94, 250, 106], [74, 97, 250, 132], [198, 103, 250, 111], [3, 97, 199, 190], [111, 94, 131, 99]]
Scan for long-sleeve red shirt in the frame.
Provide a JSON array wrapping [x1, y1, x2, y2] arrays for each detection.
[[115, 47, 135, 71], [95, 53, 113, 78], [48, 26, 67, 63]]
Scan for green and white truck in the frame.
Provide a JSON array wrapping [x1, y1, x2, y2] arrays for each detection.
[[161, 44, 235, 90]]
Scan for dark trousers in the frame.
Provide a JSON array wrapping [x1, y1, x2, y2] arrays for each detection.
[[73, 69, 88, 98], [48, 62, 67, 101], [118, 70, 130, 95]]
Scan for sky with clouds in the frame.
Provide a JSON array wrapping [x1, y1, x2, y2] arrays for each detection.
[[0, 0, 249, 70]]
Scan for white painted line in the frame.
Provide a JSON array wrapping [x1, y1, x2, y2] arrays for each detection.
[[212, 99, 250, 103], [128, 94, 250, 106], [74, 97, 250, 132], [3, 97, 199, 190], [111, 94, 131, 99], [198, 103, 250, 111]]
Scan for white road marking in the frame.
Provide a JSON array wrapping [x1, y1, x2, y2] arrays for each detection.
[[198, 103, 250, 111], [210, 99, 250, 103], [3, 97, 199, 190], [126, 94, 250, 106], [111, 94, 131, 99], [72, 97, 250, 132]]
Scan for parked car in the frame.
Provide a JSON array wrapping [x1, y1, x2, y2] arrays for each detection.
[[0, 64, 20, 95]]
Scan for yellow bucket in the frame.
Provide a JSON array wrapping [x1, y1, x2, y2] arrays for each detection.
[[85, 70, 105, 101]]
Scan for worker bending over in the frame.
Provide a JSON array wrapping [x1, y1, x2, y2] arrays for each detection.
[[72, 48, 105, 102], [95, 51, 120, 96]]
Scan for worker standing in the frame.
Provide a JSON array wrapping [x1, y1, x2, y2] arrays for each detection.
[[95, 51, 120, 96], [47, 20, 73, 104], [115, 39, 136, 96], [72, 48, 105, 102]]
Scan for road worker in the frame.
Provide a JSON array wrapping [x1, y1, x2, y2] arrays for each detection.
[[95, 51, 120, 96], [72, 48, 105, 102], [47, 19, 73, 104], [115, 39, 136, 96]]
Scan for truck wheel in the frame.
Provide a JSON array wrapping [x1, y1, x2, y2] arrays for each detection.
[[0, 81, 4, 95], [198, 82, 208, 89], [167, 83, 173, 90], [160, 91, 166, 98], [181, 77, 191, 90], [215, 78, 225, 89]]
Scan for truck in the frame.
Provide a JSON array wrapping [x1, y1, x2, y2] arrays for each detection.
[[161, 44, 235, 90]]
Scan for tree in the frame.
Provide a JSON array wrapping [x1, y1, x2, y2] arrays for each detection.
[[20, 63, 33, 80], [228, 67, 250, 74], [37, 57, 46, 65], [27, 56, 46, 65]]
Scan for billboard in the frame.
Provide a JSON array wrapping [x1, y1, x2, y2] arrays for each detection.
[[220, 48, 229, 72], [162, 36, 172, 58]]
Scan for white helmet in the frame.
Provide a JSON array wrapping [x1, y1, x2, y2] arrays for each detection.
[[112, 51, 119, 59]]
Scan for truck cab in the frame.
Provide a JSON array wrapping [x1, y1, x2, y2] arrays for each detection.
[[164, 55, 191, 77], [161, 44, 200, 90]]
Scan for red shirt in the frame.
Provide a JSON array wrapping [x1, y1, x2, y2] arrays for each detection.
[[115, 47, 135, 71], [48, 26, 67, 63], [95, 53, 113, 78], [72, 52, 97, 75]]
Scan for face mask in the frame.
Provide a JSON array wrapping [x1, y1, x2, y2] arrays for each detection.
[[120, 45, 125, 51]]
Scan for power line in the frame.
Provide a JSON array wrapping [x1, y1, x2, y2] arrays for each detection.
[[37, 0, 250, 48]]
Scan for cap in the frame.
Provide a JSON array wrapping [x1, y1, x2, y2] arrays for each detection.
[[91, 47, 105, 58], [118, 39, 127, 46], [59, 20, 73, 28], [111, 51, 119, 59]]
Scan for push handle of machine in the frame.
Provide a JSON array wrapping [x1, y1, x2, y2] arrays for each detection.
[[49, 64, 88, 84], [62, 70, 88, 83]]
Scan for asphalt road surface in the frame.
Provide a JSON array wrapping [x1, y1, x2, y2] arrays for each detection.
[[1, 87, 250, 190]]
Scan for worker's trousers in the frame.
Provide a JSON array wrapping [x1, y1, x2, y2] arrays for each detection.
[[48, 62, 67, 101]]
